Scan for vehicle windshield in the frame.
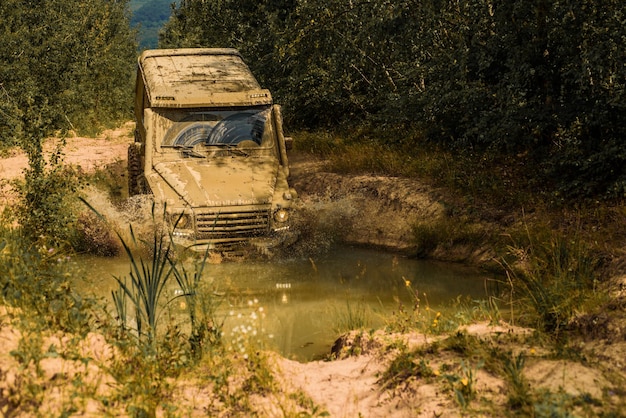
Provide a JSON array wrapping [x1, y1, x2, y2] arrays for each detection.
[[160, 107, 273, 149]]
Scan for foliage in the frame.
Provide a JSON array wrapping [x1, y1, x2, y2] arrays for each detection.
[[504, 352, 532, 411], [170, 249, 222, 357], [105, 328, 178, 416], [443, 358, 483, 409], [11, 140, 81, 246], [111, 214, 173, 347], [0, 225, 94, 335], [380, 332, 532, 412], [161, 0, 626, 200], [0, 0, 136, 146], [160, 0, 293, 76], [100, 202, 220, 353], [1, 0, 136, 245], [379, 346, 435, 390], [412, 216, 489, 259], [94, 203, 225, 413], [501, 226, 604, 338], [333, 299, 371, 334], [386, 276, 497, 335]]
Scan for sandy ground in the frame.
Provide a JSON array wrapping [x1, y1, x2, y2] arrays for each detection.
[[0, 123, 132, 215], [2, 124, 626, 416], [0, 123, 133, 182]]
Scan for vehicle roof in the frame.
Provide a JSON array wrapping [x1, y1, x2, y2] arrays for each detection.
[[138, 48, 272, 108]]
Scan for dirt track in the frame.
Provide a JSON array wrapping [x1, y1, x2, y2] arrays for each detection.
[[0, 123, 133, 182]]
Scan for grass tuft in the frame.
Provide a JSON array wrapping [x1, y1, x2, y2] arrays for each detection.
[[499, 224, 605, 339]]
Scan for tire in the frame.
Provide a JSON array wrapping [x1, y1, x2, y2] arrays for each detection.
[[127, 143, 143, 196]]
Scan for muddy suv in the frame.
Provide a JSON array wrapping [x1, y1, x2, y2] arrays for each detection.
[[128, 48, 298, 253]]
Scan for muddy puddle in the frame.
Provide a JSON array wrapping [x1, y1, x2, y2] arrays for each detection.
[[72, 246, 490, 361]]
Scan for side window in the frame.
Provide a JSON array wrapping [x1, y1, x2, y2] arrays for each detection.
[[143, 90, 149, 125], [134, 72, 148, 141]]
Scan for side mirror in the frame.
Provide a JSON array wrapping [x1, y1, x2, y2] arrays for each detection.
[[284, 136, 293, 150]]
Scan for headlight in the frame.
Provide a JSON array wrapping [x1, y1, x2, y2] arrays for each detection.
[[273, 208, 289, 223], [173, 213, 192, 229]]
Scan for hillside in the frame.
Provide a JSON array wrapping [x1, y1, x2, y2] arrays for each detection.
[[130, 0, 177, 49]]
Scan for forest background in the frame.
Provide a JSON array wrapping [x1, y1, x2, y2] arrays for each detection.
[[1, 0, 625, 209], [131, 0, 177, 50]]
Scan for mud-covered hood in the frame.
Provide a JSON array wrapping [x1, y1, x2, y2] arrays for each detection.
[[148, 157, 278, 207]]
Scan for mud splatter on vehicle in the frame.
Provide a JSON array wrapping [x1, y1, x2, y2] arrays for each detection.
[[129, 48, 298, 255]]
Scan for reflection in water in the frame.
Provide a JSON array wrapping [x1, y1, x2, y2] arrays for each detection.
[[71, 246, 490, 361]]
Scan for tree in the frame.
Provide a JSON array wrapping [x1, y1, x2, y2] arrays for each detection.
[[0, 0, 137, 144], [160, 0, 626, 198], [0, 0, 137, 243], [412, 0, 626, 197]]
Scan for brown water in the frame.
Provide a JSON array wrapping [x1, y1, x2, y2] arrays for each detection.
[[72, 246, 490, 361]]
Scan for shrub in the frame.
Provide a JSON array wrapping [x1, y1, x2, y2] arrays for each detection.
[[12, 139, 80, 247], [502, 227, 604, 338]]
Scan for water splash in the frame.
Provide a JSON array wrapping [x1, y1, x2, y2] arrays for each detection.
[[78, 186, 360, 259], [77, 187, 157, 256]]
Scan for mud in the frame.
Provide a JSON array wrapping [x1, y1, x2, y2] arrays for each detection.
[[288, 153, 445, 255]]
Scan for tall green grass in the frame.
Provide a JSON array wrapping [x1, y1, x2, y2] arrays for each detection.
[[292, 127, 537, 209], [81, 201, 227, 415], [112, 216, 173, 346], [333, 299, 371, 334], [80, 198, 221, 352], [500, 225, 604, 339], [169, 248, 222, 356]]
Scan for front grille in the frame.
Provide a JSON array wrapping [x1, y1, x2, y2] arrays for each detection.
[[195, 206, 271, 242]]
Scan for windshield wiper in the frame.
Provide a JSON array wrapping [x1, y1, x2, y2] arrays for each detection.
[[182, 149, 207, 158], [163, 144, 206, 158], [211, 143, 249, 157]]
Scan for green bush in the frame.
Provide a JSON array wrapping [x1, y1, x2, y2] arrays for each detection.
[[412, 217, 487, 259], [12, 141, 80, 247], [95, 202, 222, 355], [0, 0, 136, 146]]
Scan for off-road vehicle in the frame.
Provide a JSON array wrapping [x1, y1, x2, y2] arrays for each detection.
[[128, 48, 298, 253]]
